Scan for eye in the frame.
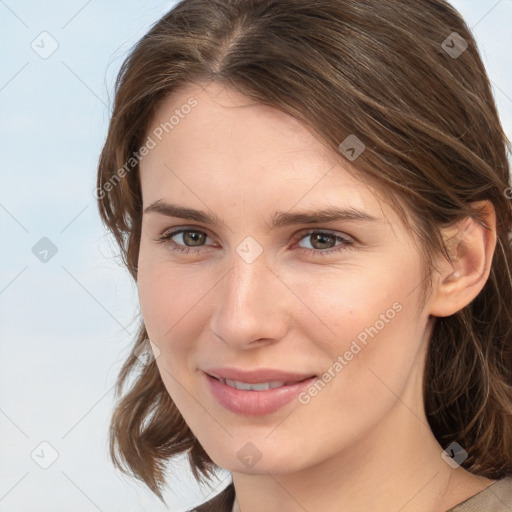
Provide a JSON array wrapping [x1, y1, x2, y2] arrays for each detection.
[[295, 230, 354, 256], [157, 228, 354, 257], [158, 228, 213, 254]]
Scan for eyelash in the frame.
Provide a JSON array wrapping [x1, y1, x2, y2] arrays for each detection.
[[157, 228, 355, 256]]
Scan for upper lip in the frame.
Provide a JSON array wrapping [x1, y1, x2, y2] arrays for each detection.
[[204, 367, 316, 384]]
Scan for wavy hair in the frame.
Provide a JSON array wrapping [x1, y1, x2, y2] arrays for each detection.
[[96, 0, 512, 501]]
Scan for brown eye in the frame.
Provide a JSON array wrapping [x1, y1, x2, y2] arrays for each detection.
[[180, 230, 207, 246], [307, 232, 337, 250], [159, 229, 213, 254], [297, 230, 354, 256]]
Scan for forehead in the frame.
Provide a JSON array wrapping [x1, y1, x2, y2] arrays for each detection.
[[144, 81, 341, 171], [139, 82, 399, 231]]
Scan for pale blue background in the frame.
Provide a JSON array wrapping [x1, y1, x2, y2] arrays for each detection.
[[0, 1, 511, 510]]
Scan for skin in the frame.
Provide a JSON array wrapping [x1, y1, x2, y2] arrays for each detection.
[[137, 82, 497, 512]]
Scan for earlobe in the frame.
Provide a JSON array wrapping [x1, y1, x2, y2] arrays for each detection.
[[428, 201, 497, 318]]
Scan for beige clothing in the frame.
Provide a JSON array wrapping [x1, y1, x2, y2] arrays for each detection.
[[445, 477, 512, 511], [192, 477, 512, 511]]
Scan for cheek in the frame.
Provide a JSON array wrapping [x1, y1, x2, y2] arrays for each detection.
[[280, 256, 411, 345], [284, 258, 424, 399], [137, 262, 206, 408], [286, 294, 422, 465], [137, 253, 215, 360]]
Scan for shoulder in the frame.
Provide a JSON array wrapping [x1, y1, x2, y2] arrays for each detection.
[[183, 479, 512, 512], [447, 477, 512, 511], [187, 483, 235, 512]]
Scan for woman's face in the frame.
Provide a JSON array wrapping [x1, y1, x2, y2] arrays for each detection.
[[137, 82, 435, 474]]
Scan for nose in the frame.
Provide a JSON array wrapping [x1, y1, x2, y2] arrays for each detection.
[[208, 247, 291, 350]]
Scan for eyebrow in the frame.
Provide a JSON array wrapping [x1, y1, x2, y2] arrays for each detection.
[[143, 200, 378, 228]]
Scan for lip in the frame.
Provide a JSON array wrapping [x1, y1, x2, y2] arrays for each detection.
[[203, 368, 318, 416]]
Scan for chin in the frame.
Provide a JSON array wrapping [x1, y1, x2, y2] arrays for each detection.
[[202, 437, 310, 476]]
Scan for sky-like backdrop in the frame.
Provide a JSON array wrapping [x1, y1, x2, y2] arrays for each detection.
[[1, 1, 511, 510]]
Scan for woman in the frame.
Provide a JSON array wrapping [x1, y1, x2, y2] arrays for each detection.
[[97, 1, 512, 510]]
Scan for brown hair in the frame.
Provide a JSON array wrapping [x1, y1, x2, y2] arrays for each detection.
[[97, 0, 512, 502]]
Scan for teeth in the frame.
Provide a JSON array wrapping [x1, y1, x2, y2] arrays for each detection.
[[223, 379, 287, 391]]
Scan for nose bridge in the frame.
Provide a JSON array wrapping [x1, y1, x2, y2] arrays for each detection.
[[210, 245, 289, 347], [230, 249, 269, 306]]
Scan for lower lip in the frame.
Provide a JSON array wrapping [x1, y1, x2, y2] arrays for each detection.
[[204, 373, 318, 416]]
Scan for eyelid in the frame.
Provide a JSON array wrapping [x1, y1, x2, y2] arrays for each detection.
[[160, 225, 212, 239]]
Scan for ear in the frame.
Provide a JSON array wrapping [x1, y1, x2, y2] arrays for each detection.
[[428, 200, 497, 318]]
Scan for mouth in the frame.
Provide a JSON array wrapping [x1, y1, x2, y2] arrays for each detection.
[[203, 369, 318, 416], [207, 374, 314, 391]]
